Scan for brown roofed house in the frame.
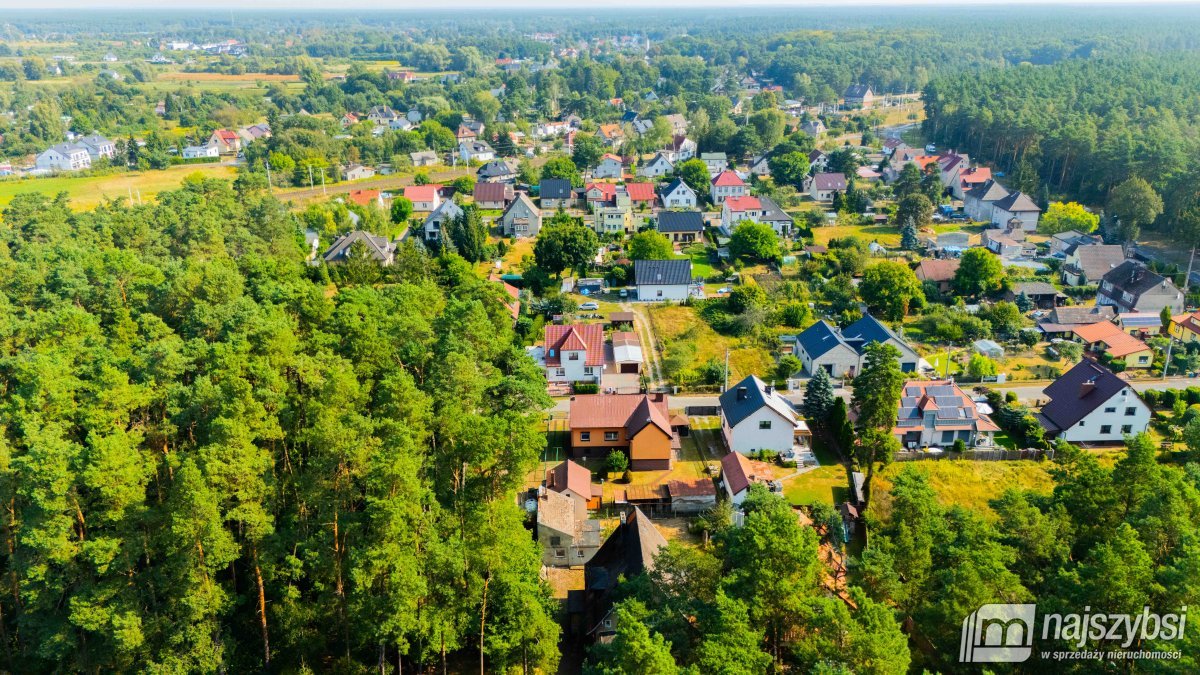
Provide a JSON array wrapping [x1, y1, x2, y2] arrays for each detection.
[[568, 393, 678, 470], [914, 258, 961, 294]]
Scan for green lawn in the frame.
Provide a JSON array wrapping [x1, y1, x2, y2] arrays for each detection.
[[784, 465, 851, 507], [0, 164, 238, 209], [685, 246, 720, 280]]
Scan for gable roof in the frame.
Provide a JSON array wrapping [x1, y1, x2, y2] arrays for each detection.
[[720, 451, 754, 495], [502, 192, 539, 218], [841, 315, 911, 354], [1068, 244, 1125, 280], [719, 374, 798, 429], [323, 230, 394, 263], [965, 179, 1009, 203], [992, 190, 1042, 214], [1048, 305, 1116, 326], [725, 195, 762, 212], [914, 258, 960, 282], [844, 83, 873, 98], [634, 259, 692, 286], [544, 324, 605, 366], [586, 506, 666, 593], [1040, 359, 1138, 432], [657, 210, 704, 233], [473, 181, 512, 203], [712, 170, 745, 187], [625, 396, 673, 439], [811, 172, 847, 191], [624, 183, 656, 202], [586, 182, 617, 201], [540, 178, 573, 200], [1012, 281, 1061, 297], [404, 184, 444, 202], [1102, 260, 1177, 302], [477, 160, 514, 178], [547, 459, 595, 498], [347, 189, 381, 207], [796, 320, 853, 360], [895, 380, 999, 434], [757, 195, 793, 224], [569, 394, 671, 438], [661, 177, 695, 197], [425, 198, 463, 224]]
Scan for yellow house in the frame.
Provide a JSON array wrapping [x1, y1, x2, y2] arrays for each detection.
[[1073, 321, 1154, 369], [1169, 311, 1200, 345]]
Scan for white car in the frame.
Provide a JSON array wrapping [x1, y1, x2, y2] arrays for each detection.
[[579, 302, 599, 311]]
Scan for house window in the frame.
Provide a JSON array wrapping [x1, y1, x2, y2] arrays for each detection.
[[657, 290, 664, 298], [1125, 407, 1137, 416], [584, 367, 594, 375], [580, 432, 591, 442], [1138, 355, 1149, 364], [1122, 425, 1133, 434], [1100, 425, 1112, 434], [554, 549, 566, 558], [942, 431, 954, 444], [576, 550, 585, 558], [549, 536, 561, 547], [569, 352, 579, 361], [759, 420, 772, 430], [1104, 407, 1116, 413], [555, 368, 566, 377], [604, 431, 619, 442]]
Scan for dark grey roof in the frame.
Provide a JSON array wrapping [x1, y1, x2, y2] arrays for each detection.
[[757, 195, 793, 224], [1040, 360, 1134, 432], [992, 190, 1042, 214], [796, 320, 849, 360], [1068, 244, 1125, 280], [1012, 281, 1061, 297], [323, 230, 394, 263], [1102, 260, 1175, 300], [660, 178, 694, 197], [540, 178, 572, 200], [719, 374, 796, 429], [1048, 305, 1116, 325], [656, 211, 704, 233], [477, 160, 514, 178], [584, 506, 666, 592], [841, 315, 909, 354], [965, 179, 1009, 202], [634, 259, 692, 286], [844, 84, 872, 98]]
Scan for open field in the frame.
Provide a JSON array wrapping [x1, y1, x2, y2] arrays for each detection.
[[646, 303, 774, 385], [0, 164, 238, 209]]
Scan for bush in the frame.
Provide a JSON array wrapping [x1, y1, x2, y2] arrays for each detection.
[[1143, 389, 1161, 408], [573, 382, 599, 394]]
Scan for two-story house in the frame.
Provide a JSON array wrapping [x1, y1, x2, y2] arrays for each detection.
[[1037, 359, 1151, 443], [421, 199, 464, 243], [593, 154, 624, 180], [544, 324, 605, 385], [1097, 260, 1184, 315], [719, 375, 803, 455], [808, 172, 846, 202], [568, 393, 677, 470], [893, 380, 999, 449], [639, 153, 674, 178], [499, 193, 542, 238], [710, 170, 749, 204], [660, 178, 697, 209]]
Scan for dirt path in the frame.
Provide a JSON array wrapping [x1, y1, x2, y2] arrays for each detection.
[[622, 302, 665, 388], [272, 166, 472, 203]]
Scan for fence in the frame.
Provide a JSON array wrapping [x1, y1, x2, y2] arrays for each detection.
[[894, 448, 1054, 462]]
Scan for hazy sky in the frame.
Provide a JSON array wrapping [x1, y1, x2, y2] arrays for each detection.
[[0, 0, 1197, 8]]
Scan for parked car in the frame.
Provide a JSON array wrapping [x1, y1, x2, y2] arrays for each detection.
[[579, 301, 599, 311]]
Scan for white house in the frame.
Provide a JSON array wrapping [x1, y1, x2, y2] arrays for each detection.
[[183, 145, 220, 159], [593, 154, 624, 180], [700, 152, 728, 176], [660, 178, 697, 209], [458, 140, 496, 163], [422, 199, 463, 243], [344, 164, 376, 181], [36, 143, 92, 172], [721, 196, 764, 233], [543, 324, 605, 384], [404, 185, 443, 212], [634, 259, 692, 302], [1038, 360, 1152, 444], [990, 191, 1042, 231], [720, 451, 755, 506], [710, 170, 748, 205], [638, 153, 674, 178], [74, 134, 116, 161], [808, 172, 846, 202], [719, 375, 801, 454]]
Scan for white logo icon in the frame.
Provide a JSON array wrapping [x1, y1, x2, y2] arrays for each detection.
[[960, 604, 1036, 663]]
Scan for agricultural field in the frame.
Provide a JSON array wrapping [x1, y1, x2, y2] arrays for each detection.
[[0, 163, 238, 209]]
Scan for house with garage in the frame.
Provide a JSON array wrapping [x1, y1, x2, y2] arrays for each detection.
[[539, 178, 577, 209], [498, 192, 542, 237], [1097, 260, 1184, 315], [656, 211, 705, 244], [544, 323, 605, 386], [990, 191, 1042, 230], [567, 393, 677, 470], [1037, 359, 1151, 443], [892, 380, 999, 449], [638, 152, 674, 178], [808, 172, 846, 202], [421, 199, 463, 244], [711, 170, 749, 204], [634, 259, 693, 301], [963, 179, 1009, 223], [719, 375, 802, 455], [660, 178, 698, 209], [472, 181, 514, 210], [593, 153, 625, 180], [322, 230, 396, 266]]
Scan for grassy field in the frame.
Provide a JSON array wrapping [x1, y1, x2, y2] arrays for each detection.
[[646, 303, 774, 385], [784, 458, 1056, 519], [0, 164, 238, 209]]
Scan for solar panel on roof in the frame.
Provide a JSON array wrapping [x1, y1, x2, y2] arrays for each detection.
[[934, 396, 960, 406]]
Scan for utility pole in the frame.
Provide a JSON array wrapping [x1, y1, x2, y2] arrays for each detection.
[[944, 343, 951, 379], [321, 168, 326, 195], [308, 165, 314, 190], [1167, 245, 1196, 381], [264, 159, 272, 190], [724, 348, 730, 391]]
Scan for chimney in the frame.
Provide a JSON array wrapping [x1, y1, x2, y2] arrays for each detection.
[[1080, 377, 1097, 398], [765, 384, 774, 395], [737, 386, 748, 401]]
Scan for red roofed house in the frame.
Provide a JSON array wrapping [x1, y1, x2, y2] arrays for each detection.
[[720, 451, 776, 506], [208, 129, 241, 154], [711, 170, 749, 204], [914, 258, 961, 294], [545, 459, 601, 510], [893, 380, 999, 449], [1071, 321, 1153, 369], [404, 184, 444, 212], [955, 167, 992, 199], [568, 393, 678, 470], [585, 182, 617, 206], [347, 189, 383, 209], [489, 274, 521, 323], [544, 324, 605, 386], [593, 153, 624, 179], [720, 195, 763, 231], [622, 182, 656, 207]]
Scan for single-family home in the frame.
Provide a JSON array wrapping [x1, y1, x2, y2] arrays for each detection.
[[990, 191, 1042, 230], [1006, 281, 1065, 309], [719, 451, 761, 506], [1062, 244, 1125, 285], [634, 259, 693, 302], [808, 172, 846, 202], [843, 84, 875, 109], [700, 152, 728, 176], [622, 183, 657, 209], [841, 315, 920, 372], [719, 375, 802, 454], [795, 315, 919, 377], [499, 193, 542, 237], [914, 258, 961, 294], [665, 135, 697, 163], [546, 459, 599, 511], [404, 184, 444, 212], [597, 124, 624, 148], [660, 178, 697, 209], [954, 167, 992, 200], [208, 129, 241, 154], [545, 324, 605, 385], [893, 380, 999, 449], [710, 170, 748, 204], [638, 152, 674, 178], [472, 182, 514, 210], [801, 120, 827, 137], [1169, 310, 1200, 345], [540, 178, 577, 209], [963, 179, 1009, 222], [75, 134, 116, 161], [535, 486, 601, 568], [1037, 359, 1151, 443], [421, 199, 464, 243], [592, 154, 624, 180], [341, 112, 359, 128], [322, 230, 396, 266], [1049, 230, 1101, 256], [1071, 321, 1154, 369], [36, 143, 92, 172], [585, 182, 618, 208], [1113, 312, 1163, 339], [748, 155, 771, 177], [662, 113, 688, 135], [409, 150, 439, 167], [366, 106, 400, 126], [579, 507, 666, 643], [1097, 261, 1184, 315], [721, 195, 764, 233], [982, 224, 1032, 258], [477, 160, 516, 183], [593, 206, 633, 235], [347, 189, 384, 209], [756, 196, 795, 238], [656, 211, 705, 244], [1037, 305, 1118, 338], [343, 163, 375, 181], [808, 149, 829, 173], [458, 140, 495, 163], [568, 393, 677, 471], [182, 144, 220, 160]]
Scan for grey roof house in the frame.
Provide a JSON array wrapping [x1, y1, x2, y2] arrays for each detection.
[[1037, 359, 1151, 443], [322, 231, 396, 265], [1097, 260, 1184, 314], [795, 315, 919, 378], [656, 211, 705, 243], [634, 259, 693, 301], [498, 192, 542, 238]]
